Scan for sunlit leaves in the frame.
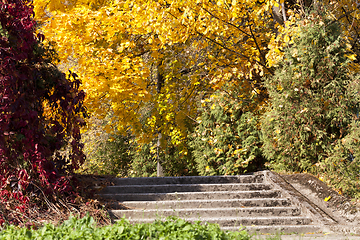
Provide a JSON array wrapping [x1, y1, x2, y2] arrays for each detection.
[[34, 0, 276, 146]]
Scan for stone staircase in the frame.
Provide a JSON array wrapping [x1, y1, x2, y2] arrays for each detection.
[[98, 171, 330, 234]]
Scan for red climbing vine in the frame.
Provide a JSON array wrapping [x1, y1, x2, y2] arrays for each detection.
[[0, 0, 87, 226]]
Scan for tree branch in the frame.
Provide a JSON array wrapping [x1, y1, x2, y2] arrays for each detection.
[[200, 6, 252, 38], [195, 29, 273, 74], [328, 5, 360, 26], [248, 24, 267, 65]]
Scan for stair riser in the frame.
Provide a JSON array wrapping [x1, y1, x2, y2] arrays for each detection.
[[119, 199, 292, 209], [110, 207, 301, 219], [112, 174, 265, 185], [121, 217, 312, 227], [99, 190, 282, 201], [101, 183, 271, 194]]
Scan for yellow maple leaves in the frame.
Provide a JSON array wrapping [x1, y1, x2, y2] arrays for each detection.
[[34, 0, 278, 149]]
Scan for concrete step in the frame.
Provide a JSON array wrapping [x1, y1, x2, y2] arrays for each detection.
[[225, 225, 322, 234], [111, 174, 265, 185], [101, 171, 327, 234], [119, 198, 292, 209], [110, 206, 301, 219], [120, 216, 313, 227], [101, 183, 271, 194], [100, 189, 282, 201]]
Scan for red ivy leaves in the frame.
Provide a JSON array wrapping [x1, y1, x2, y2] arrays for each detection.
[[0, 0, 87, 225]]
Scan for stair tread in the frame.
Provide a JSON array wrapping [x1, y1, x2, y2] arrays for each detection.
[[107, 183, 269, 187], [116, 216, 312, 221], [102, 183, 271, 194], [100, 189, 280, 195], [224, 224, 321, 229], [119, 198, 290, 204], [222, 225, 322, 233], [111, 206, 299, 212], [111, 174, 265, 185], [99, 189, 282, 201], [116, 216, 313, 227]]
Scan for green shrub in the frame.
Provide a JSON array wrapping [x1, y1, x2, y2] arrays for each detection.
[[79, 117, 133, 177], [261, 13, 360, 197], [129, 141, 197, 177], [316, 120, 360, 198], [80, 114, 197, 178], [0, 215, 251, 240], [190, 85, 264, 176]]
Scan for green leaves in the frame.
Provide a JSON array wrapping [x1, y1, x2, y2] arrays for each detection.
[[0, 215, 251, 240], [190, 84, 264, 176], [261, 14, 360, 179]]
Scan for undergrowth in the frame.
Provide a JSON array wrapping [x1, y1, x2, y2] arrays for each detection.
[[0, 214, 251, 240]]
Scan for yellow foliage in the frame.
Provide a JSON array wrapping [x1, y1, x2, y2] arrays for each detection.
[[34, 0, 276, 149]]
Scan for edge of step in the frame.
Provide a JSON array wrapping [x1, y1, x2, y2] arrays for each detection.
[[118, 198, 292, 209], [114, 216, 314, 227], [98, 189, 282, 201], [100, 183, 272, 194], [110, 171, 265, 185], [109, 206, 302, 218], [223, 225, 323, 234]]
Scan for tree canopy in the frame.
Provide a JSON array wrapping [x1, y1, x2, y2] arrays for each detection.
[[33, 0, 277, 143]]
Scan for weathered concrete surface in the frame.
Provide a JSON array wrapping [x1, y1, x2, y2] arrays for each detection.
[[100, 189, 283, 201], [111, 174, 265, 185], [110, 206, 301, 219], [265, 171, 337, 226], [268, 172, 360, 235], [119, 198, 292, 209], [101, 183, 272, 194], [98, 170, 360, 235], [253, 233, 360, 240], [120, 216, 313, 227]]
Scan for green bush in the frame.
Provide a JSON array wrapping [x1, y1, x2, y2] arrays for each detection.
[[0, 215, 251, 240], [261, 13, 360, 197], [80, 115, 197, 178], [79, 117, 133, 177], [316, 120, 360, 198], [129, 141, 197, 177], [190, 85, 264, 176]]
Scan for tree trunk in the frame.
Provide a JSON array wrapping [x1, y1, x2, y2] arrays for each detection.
[[156, 61, 165, 177]]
